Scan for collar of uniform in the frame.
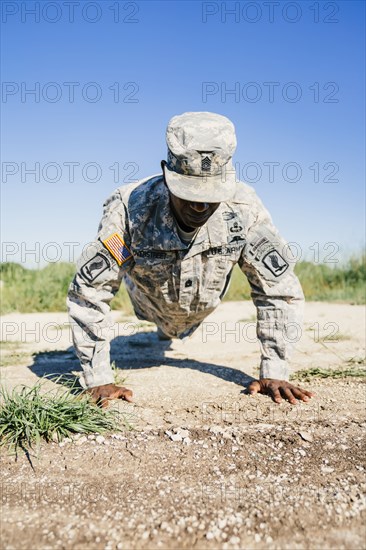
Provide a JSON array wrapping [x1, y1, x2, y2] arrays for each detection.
[[152, 181, 237, 254], [206, 202, 234, 247], [152, 182, 188, 250], [181, 205, 234, 260]]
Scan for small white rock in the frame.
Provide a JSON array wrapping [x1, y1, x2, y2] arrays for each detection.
[[176, 428, 190, 438], [299, 431, 313, 442], [321, 466, 334, 473]]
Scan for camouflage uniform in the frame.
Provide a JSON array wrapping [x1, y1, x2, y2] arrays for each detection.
[[67, 174, 304, 389]]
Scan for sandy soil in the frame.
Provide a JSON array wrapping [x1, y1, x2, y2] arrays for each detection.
[[0, 301, 365, 550]]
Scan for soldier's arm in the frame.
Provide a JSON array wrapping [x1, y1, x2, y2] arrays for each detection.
[[238, 197, 313, 403], [67, 190, 133, 392]]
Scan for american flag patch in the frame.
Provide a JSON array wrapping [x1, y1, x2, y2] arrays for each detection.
[[102, 233, 132, 266]]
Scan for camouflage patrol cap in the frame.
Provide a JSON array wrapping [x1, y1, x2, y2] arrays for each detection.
[[163, 111, 237, 202]]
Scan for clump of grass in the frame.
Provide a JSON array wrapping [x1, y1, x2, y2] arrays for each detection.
[[0, 379, 132, 454], [291, 365, 366, 382], [111, 361, 127, 386]]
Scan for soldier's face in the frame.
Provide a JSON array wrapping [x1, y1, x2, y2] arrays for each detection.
[[169, 193, 220, 230], [162, 161, 220, 230]]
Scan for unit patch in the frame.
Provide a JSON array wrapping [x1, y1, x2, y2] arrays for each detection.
[[81, 253, 110, 283], [262, 250, 289, 277], [102, 233, 132, 266]]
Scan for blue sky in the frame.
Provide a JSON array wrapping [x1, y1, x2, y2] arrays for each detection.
[[1, 0, 365, 267]]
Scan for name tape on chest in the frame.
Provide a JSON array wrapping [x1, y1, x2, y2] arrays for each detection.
[[206, 245, 242, 257], [135, 250, 168, 259], [102, 233, 132, 266]]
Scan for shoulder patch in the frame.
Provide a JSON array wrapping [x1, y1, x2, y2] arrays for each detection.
[[102, 233, 132, 266], [262, 249, 289, 277], [80, 253, 110, 283]]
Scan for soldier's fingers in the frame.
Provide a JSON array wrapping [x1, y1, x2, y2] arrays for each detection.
[[290, 386, 313, 401], [280, 387, 297, 405], [93, 395, 110, 408], [269, 387, 282, 404], [114, 387, 133, 402], [85, 389, 98, 401], [292, 383, 313, 395], [248, 381, 261, 395], [300, 388, 314, 398]]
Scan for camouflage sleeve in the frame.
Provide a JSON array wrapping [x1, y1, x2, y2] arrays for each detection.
[[67, 190, 132, 389], [239, 199, 304, 381]]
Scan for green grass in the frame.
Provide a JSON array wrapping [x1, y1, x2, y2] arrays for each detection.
[[224, 255, 366, 304], [294, 256, 366, 304], [0, 261, 134, 315], [1, 254, 365, 314], [0, 262, 76, 314], [238, 315, 256, 323], [0, 352, 33, 368], [111, 361, 127, 386], [0, 379, 132, 454], [291, 365, 366, 381], [0, 340, 24, 351], [0, 339, 34, 367]]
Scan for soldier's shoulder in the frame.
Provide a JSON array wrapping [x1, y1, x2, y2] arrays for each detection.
[[116, 174, 164, 210], [229, 180, 261, 206]]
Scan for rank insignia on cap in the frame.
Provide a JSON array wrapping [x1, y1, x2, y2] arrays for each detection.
[[201, 153, 212, 173], [102, 233, 132, 266]]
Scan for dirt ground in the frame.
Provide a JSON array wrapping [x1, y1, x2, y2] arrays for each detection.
[[1, 301, 365, 550]]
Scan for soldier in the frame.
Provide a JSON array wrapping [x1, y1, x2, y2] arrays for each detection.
[[67, 112, 313, 407]]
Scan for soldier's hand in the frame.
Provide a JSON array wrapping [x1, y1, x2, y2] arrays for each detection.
[[86, 383, 133, 408], [248, 378, 314, 405]]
